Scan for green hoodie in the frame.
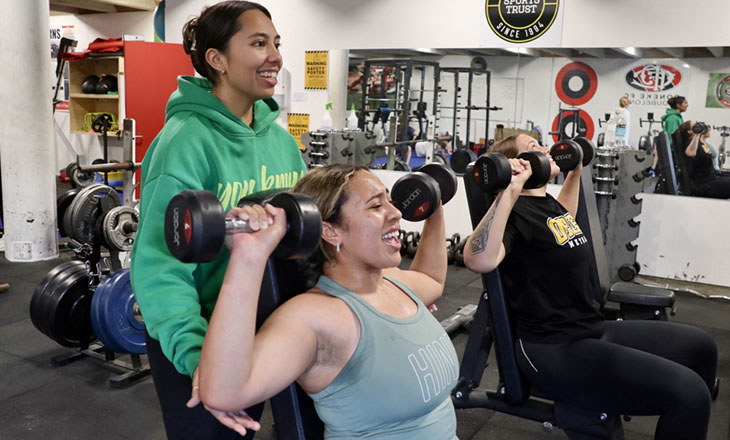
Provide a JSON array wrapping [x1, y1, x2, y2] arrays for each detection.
[[130, 76, 306, 376], [661, 108, 683, 139]]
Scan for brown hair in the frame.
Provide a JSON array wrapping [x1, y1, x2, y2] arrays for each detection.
[[182, 1, 272, 84], [292, 164, 369, 286], [488, 135, 520, 158], [667, 96, 686, 110]]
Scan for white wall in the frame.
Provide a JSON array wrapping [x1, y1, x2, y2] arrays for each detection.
[[159, 0, 730, 286]]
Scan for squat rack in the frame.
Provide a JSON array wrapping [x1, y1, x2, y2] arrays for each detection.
[[438, 66, 492, 149]]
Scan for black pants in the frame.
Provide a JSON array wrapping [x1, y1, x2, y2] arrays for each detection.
[[693, 175, 730, 199], [516, 321, 717, 440], [145, 333, 264, 440]]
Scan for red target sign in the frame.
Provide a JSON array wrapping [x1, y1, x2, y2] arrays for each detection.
[[555, 62, 598, 106]]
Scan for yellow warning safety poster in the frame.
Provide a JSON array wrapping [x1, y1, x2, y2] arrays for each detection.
[[287, 113, 310, 151], [305, 51, 328, 90]]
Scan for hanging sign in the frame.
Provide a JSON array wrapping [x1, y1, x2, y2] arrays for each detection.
[[305, 51, 328, 90], [288, 113, 310, 151], [484, 0, 560, 44], [705, 73, 730, 109]]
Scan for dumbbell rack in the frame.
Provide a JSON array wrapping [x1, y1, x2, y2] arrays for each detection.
[[592, 147, 653, 282]]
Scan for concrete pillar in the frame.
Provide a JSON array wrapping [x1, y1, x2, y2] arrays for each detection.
[[327, 50, 349, 130], [0, 0, 59, 261]]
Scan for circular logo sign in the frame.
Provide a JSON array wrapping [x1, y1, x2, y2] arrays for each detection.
[[625, 64, 682, 93], [485, 0, 560, 43], [715, 75, 730, 108]]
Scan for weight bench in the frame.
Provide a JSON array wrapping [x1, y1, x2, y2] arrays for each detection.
[[240, 189, 324, 440], [653, 132, 679, 196]]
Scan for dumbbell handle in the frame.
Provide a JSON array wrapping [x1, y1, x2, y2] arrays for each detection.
[[225, 217, 255, 234]]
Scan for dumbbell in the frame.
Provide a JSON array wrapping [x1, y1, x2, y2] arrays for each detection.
[[165, 190, 322, 263], [549, 137, 596, 172], [391, 163, 458, 221], [472, 151, 552, 192]]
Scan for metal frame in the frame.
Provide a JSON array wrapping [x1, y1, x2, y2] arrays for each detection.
[[438, 67, 491, 149]]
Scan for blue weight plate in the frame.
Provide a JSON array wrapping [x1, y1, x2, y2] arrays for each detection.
[[91, 269, 146, 354]]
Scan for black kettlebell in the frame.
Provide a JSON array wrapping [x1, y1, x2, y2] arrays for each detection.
[[96, 75, 118, 94], [81, 75, 100, 94]]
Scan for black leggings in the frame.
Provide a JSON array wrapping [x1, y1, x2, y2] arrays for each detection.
[[145, 333, 264, 440], [516, 321, 717, 440], [693, 175, 730, 199]]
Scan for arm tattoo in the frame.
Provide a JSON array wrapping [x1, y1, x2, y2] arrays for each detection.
[[470, 195, 501, 255]]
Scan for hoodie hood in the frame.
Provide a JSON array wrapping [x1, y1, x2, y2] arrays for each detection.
[[661, 108, 680, 122], [165, 76, 280, 135]]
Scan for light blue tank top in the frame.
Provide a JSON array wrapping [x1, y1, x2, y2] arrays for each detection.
[[309, 275, 459, 440]]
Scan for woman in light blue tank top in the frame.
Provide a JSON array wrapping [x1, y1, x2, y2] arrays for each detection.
[[197, 165, 459, 439]]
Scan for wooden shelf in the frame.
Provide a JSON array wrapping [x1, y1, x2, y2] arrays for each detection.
[[70, 93, 119, 100], [50, 0, 159, 15], [69, 57, 124, 133]]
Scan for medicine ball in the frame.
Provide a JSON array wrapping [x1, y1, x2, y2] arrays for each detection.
[[95, 75, 118, 94], [81, 75, 100, 94]]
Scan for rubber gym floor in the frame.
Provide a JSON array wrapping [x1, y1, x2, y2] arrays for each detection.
[[0, 247, 728, 438]]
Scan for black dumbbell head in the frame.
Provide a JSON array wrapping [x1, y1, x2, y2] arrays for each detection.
[[517, 151, 552, 189], [268, 192, 322, 260], [96, 75, 118, 94], [418, 163, 458, 205], [392, 172, 440, 222], [573, 137, 595, 166], [473, 153, 512, 192], [550, 139, 583, 172], [81, 75, 100, 94], [165, 190, 226, 263]]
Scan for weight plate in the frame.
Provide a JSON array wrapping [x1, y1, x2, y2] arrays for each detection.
[[56, 189, 80, 238], [69, 185, 121, 246], [450, 149, 477, 174], [70, 163, 96, 188], [91, 269, 146, 354], [391, 172, 440, 222], [102, 206, 139, 252], [573, 137, 596, 167], [30, 260, 86, 337], [473, 153, 512, 192], [419, 163, 458, 205], [270, 192, 323, 260], [550, 139, 583, 172], [41, 263, 90, 342], [66, 184, 105, 241], [165, 190, 226, 263], [45, 265, 94, 347], [518, 151, 552, 189]]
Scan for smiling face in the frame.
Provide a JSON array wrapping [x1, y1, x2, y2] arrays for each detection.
[[514, 134, 561, 181], [213, 9, 282, 102], [331, 171, 403, 270]]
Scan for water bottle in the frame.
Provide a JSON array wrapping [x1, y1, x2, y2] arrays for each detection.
[[604, 112, 617, 148], [345, 104, 358, 130], [321, 103, 333, 130], [614, 110, 628, 148]]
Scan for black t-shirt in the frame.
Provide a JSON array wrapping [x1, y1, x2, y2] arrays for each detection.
[[680, 140, 715, 186], [500, 194, 605, 343]]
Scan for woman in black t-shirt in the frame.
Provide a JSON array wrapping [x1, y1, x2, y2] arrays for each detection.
[[464, 134, 718, 440], [678, 121, 730, 199]]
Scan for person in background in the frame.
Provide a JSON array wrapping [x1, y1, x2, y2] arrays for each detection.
[[617, 96, 631, 145], [678, 121, 730, 199], [199, 165, 459, 439], [662, 95, 687, 142], [464, 134, 719, 440], [129, 2, 306, 439]]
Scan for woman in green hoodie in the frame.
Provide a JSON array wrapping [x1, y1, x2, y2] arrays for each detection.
[[129, 2, 305, 439], [662, 95, 688, 138]]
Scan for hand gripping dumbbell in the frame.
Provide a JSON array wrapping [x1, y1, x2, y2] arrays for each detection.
[[391, 163, 458, 221], [472, 151, 552, 192], [165, 190, 322, 263], [549, 137, 596, 172]]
